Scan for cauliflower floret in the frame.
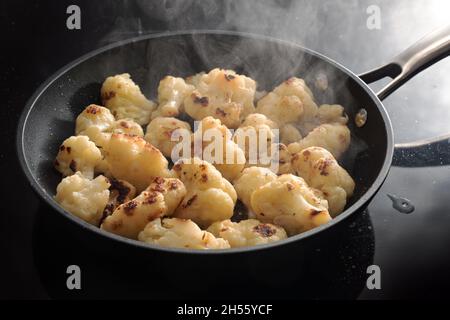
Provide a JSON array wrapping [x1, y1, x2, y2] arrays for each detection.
[[102, 178, 137, 218], [101, 73, 155, 125], [55, 172, 110, 225], [101, 177, 186, 239], [317, 104, 348, 125], [111, 119, 144, 137], [287, 123, 350, 159], [280, 124, 302, 145], [172, 158, 237, 228], [184, 68, 256, 128], [55, 135, 102, 178], [233, 167, 277, 213], [192, 117, 246, 181], [139, 218, 230, 249], [75, 104, 115, 137], [151, 76, 195, 119], [103, 133, 170, 192], [291, 147, 355, 216], [207, 219, 287, 248], [256, 77, 318, 125], [144, 117, 192, 158], [241, 113, 278, 129], [250, 174, 331, 235]]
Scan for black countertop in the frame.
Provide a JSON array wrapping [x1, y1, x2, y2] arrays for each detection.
[[1, 0, 450, 299]]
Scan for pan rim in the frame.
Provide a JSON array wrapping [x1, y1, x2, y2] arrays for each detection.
[[16, 29, 394, 255]]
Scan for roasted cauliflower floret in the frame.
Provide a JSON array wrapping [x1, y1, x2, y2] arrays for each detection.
[[151, 76, 195, 119], [280, 124, 302, 145], [101, 177, 186, 239], [101, 73, 155, 125], [287, 123, 350, 159], [144, 117, 191, 158], [103, 133, 170, 192], [207, 219, 287, 248], [291, 147, 355, 216], [256, 77, 318, 125], [75, 104, 115, 137], [55, 135, 102, 178], [317, 104, 348, 125], [55, 172, 110, 225], [139, 218, 230, 249], [184, 68, 256, 128], [102, 178, 137, 219], [233, 167, 277, 213], [270, 143, 294, 175], [111, 119, 144, 137], [250, 174, 331, 235], [172, 158, 237, 227], [192, 117, 246, 181]]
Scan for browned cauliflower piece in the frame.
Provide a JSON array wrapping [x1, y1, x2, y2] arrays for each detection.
[[233, 166, 277, 213], [103, 133, 170, 192], [55, 135, 102, 179], [101, 73, 155, 125], [144, 116, 192, 158], [184, 68, 256, 128], [138, 218, 230, 249], [288, 123, 350, 159], [291, 147, 355, 216], [250, 174, 331, 235], [208, 219, 287, 248], [192, 117, 246, 181], [101, 177, 186, 239], [172, 158, 237, 228]]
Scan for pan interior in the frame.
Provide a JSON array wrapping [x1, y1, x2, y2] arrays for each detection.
[[19, 32, 390, 239]]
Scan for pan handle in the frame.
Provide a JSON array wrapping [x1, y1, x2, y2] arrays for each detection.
[[358, 25, 450, 167]]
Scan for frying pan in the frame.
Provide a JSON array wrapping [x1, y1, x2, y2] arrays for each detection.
[[16, 28, 450, 297]]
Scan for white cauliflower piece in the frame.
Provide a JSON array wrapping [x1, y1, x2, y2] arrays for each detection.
[[111, 119, 144, 137], [101, 73, 155, 125], [207, 219, 287, 248], [250, 174, 331, 235], [103, 133, 170, 192], [101, 177, 186, 239], [184, 68, 256, 128], [55, 172, 110, 225], [287, 123, 351, 159], [192, 117, 246, 181], [139, 218, 230, 249], [151, 76, 195, 118], [75, 104, 115, 137], [270, 143, 294, 175], [233, 167, 277, 213], [172, 158, 237, 227], [291, 147, 355, 216], [144, 117, 191, 158], [256, 77, 318, 125], [55, 135, 102, 178]]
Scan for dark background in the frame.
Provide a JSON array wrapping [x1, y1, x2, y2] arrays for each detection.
[[1, 0, 450, 299]]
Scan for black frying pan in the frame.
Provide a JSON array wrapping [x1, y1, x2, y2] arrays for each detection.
[[16, 28, 450, 297]]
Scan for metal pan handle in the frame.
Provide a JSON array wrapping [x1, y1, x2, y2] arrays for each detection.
[[358, 25, 450, 167]]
